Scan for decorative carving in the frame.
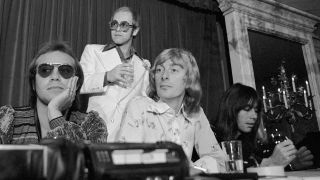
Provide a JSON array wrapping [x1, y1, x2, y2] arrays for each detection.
[[217, 0, 234, 14]]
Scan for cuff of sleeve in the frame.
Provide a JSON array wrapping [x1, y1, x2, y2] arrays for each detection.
[[103, 72, 110, 86], [49, 116, 66, 129], [194, 156, 220, 173]]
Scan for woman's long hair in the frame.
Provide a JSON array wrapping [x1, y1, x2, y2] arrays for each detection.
[[214, 83, 262, 145], [148, 48, 202, 115]]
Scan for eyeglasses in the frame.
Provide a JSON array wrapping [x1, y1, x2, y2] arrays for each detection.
[[37, 63, 75, 79], [109, 20, 135, 32]]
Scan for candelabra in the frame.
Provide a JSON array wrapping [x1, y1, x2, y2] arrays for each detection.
[[261, 62, 314, 137]]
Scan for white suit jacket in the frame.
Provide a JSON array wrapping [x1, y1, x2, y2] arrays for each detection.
[[80, 44, 149, 142]]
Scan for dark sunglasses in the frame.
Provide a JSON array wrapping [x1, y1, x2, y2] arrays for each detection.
[[37, 63, 75, 79], [109, 20, 135, 32]]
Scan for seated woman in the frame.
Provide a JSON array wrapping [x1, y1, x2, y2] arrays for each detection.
[[214, 83, 313, 170], [0, 41, 108, 144], [116, 48, 226, 173]]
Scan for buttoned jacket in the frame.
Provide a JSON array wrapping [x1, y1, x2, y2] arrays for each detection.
[[80, 44, 149, 142]]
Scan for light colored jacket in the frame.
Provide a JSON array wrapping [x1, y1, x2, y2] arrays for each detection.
[[117, 96, 226, 173], [80, 44, 149, 142]]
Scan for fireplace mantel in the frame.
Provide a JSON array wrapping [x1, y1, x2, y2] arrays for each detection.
[[217, 0, 320, 127]]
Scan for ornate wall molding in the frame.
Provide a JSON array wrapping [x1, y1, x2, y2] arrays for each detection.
[[217, 0, 320, 128]]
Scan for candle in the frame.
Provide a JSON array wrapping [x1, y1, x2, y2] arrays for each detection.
[[262, 86, 266, 98], [263, 96, 267, 113], [268, 99, 272, 108], [304, 90, 308, 107], [292, 77, 296, 92], [306, 81, 311, 96], [269, 99, 273, 114], [278, 88, 281, 102], [283, 91, 288, 109]]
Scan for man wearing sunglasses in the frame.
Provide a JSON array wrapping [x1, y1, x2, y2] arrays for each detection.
[[80, 6, 150, 142], [0, 41, 108, 144]]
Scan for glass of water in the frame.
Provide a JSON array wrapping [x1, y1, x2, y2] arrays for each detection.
[[221, 140, 244, 173], [123, 60, 134, 88]]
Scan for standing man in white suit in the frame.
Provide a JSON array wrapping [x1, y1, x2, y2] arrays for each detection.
[[80, 6, 150, 142]]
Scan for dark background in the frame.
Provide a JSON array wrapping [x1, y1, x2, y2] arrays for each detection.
[[0, 0, 230, 123]]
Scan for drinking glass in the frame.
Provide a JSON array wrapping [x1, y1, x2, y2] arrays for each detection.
[[123, 60, 134, 88], [221, 140, 244, 173]]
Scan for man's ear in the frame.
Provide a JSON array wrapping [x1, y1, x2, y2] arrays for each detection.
[[132, 27, 140, 37]]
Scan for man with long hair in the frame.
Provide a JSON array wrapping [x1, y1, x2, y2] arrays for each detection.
[[117, 48, 226, 173]]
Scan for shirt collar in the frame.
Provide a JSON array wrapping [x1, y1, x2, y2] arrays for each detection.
[[146, 100, 195, 124], [102, 43, 116, 52], [102, 43, 140, 62]]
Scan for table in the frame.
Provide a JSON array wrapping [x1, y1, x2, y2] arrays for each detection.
[[285, 169, 320, 180], [259, 169, 320, 180], [189, 169, 320, 180]]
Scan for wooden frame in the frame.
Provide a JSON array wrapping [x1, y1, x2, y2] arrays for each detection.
[[217, 0, 320, 128]]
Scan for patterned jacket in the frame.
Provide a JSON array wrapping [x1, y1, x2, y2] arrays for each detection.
[[0, 105, 108, 144]]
